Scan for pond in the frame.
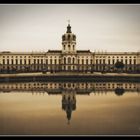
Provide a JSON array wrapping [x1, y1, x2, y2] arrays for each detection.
[[0, 81, 140, 135]]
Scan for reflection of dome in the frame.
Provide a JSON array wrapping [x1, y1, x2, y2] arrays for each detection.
[[62, 92, 76, 124], [115, 88, 125, 96]]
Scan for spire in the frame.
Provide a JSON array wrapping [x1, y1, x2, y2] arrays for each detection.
[[68, 19, 70, 25], [66, 108, 71, 125], [66, 20, 72, 33]]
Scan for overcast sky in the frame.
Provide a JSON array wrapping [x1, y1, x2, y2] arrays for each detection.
[[0, 4, 140, 52]]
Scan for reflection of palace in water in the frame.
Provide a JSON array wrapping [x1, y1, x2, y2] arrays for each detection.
[[0, 82, 140, 123], [0, 82, 139, 94]]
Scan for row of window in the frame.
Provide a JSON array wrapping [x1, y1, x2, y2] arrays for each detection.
[[95, 86, 136, 89], [2, 59, 61, 65], [2, 56, 31, 58], [0, 82, 137, 87], [1, 58, 138, 65], [63, 45, 75, 51], [63, 57, 92, 64], [96, 59, 136, 64], [62, 34, 76, 41], [4, 55, 132, 59], [1, 59, 93, 65], [0, 86, 137, 90], [96, 56, 137, 59], [2, 56, 59, 59]]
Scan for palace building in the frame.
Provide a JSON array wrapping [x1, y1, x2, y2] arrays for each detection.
[[0, 23, 140, 73]]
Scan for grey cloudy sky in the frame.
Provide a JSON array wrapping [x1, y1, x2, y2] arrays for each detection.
[[0, 4, 140, 52]]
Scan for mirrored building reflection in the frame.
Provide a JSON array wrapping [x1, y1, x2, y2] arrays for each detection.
[[0, 82, 139, 94], [0, 82, 139, 123]]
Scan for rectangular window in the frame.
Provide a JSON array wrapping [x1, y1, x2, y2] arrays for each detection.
[[34, 59, 36, 64], [134, 59, 136, 65], [55, 59, 57, 64], [24, 59, 26, 64], [20, 59, 22, 65], [125, 59, 127, 64], [100, 59, 102, 64], [28, 59, 31, 65], [103, 59, 105, 64], [86, 59, 88, 64], [7, 59, 9, 65], [96, 59, 98, 64], [90, 59, 92, 64], [46, 59, 48, 64], [16, 59, 18, 65], [130, 59, 132, 64], [11, 59, 14, 65], [112, 59, 114, 64], [41, 59, 43, 64], [82, 59, 84, 65], [50, 59, 52, 64], [3, 59, 5, 64], [108, 59, 110, 65]]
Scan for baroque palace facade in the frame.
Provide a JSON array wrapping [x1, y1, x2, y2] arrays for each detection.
[[0, 24, 140, 73]]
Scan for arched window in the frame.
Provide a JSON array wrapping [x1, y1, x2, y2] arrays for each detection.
[[62, 35, 65, 41], [68, 35, 70, 40], [73, 58, 75, 64], [64, 57, 66, 64], [73, 45, 75, 50], [68, 57, 71, 64], [68, 45, 70, 50], [73, 35, 76, 41], [134, 59, 136, 65], [63, 45, 65, 50]]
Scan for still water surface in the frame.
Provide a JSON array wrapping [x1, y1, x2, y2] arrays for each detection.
[[0, 81, 140, 135]]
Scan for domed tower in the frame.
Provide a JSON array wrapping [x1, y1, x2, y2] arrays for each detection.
[[62, 22, 76, 53]]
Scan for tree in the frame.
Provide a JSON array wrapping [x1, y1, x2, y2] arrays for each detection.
[[115, 61, 124, 72], [115, 88, 125, 96]]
